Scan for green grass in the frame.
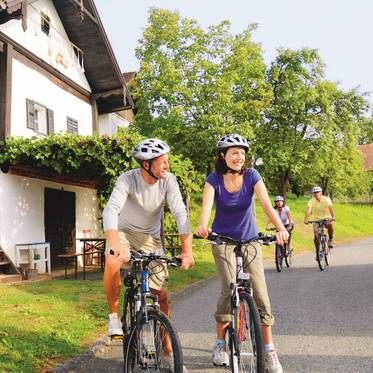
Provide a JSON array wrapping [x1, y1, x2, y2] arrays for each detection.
[[0, 197, 372, 371]]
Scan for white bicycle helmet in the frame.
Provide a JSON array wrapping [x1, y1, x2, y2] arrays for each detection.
[[312, 186, 322, 193], [216, 134, 249, 152], [274, 195, 284, 202], [132, 138, 170, 161]]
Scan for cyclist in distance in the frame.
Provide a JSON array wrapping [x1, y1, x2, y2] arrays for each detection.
[[196, 134, 289, 373], [304, 186, 335, 249], [266, 195, 294, 235], [102, 138, 194, 361]]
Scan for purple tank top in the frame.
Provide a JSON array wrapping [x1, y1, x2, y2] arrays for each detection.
[[206, 168, 261, 241]]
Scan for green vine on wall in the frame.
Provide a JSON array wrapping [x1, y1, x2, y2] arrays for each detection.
[[0, 132, 201, 215]]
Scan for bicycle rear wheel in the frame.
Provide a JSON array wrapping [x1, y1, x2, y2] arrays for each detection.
[[275, 244, 283, 272], [123, 309, 183, 373], [229, 291, 265, 373], [316, 238, 326, 271]]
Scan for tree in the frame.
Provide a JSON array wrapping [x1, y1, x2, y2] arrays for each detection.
[[131, 8, 270, 173], [253, 48, 369, 197]]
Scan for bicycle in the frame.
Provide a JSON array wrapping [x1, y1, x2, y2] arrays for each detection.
[[309, 219, 330, 271], [194, 232, 276, 373], [120, 249, 183, 372], [266, 228, 293, 272]]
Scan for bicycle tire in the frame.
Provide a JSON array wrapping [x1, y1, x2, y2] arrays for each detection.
[[284, 242, 292, 268], [275, 244, 283, 272], [123, 309, 183, 373], [229, 291, 265, 373], [316, 236, 326, 271], [324, 238, 330, 266]]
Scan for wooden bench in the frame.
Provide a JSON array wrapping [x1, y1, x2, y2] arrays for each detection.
[[58, 249, 105, 280], [58, 253, 83, 279]]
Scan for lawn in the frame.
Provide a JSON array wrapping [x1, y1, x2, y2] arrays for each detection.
[[0, 197, 372, 372]]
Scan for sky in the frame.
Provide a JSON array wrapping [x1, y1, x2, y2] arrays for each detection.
[[95, 0, 373, 103]]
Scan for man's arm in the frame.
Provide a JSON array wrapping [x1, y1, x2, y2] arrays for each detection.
[[328, 205, 336, 221], [165, 175, 194, 269], [179, 233, 194, 269], [304, 206, 312, 224]]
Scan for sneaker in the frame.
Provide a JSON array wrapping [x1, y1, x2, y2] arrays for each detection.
[[265, 349, 283, 373], [162, 353, 188, 373], [108, 313, 123, 337], [328, 239, 333, 248], [212, 342, 229, 366]]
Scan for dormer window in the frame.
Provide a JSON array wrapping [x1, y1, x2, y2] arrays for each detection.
[[41, 12, 50, 36]]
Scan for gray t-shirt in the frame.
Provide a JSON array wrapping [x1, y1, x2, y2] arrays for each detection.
[[103, 168, 190, 237]]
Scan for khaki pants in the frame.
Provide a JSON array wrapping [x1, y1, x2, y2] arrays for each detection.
[[105, 230, 169, 291], [212, 242, 274, 326]]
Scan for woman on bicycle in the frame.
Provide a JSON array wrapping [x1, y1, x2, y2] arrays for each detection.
[[196, 134, 288, 373], [266, 195, 294, 237]]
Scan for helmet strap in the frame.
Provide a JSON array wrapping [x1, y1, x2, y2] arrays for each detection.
[[141, 160, 159, 180]]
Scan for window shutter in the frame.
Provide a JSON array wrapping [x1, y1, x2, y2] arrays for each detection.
[[26, 99, 36, 130], [47, 108, 54, 134], [67, 117, 78, 134]]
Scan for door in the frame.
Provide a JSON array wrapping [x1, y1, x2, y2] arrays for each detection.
[[44, 188, 76, 267]]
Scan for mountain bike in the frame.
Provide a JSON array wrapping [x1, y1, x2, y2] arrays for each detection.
[[309, 219, 330, 271], [195, 232, 276, 373], [266, 228, 293, 272], [120, 250, 183, 372]]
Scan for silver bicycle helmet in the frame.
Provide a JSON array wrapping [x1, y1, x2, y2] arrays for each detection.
[[312, 186, 322, 193], [216, 134, 249, 152], [274, 195, 284, 202], [132, 138, 170, 161]]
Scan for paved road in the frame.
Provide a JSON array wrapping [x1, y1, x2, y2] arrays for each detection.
[[64, 238, 373, 372]]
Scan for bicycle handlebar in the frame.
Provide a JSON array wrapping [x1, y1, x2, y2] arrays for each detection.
[[130, 250, 182, 267], [308, 219, 330, 224], [193, 232, 276, 246]]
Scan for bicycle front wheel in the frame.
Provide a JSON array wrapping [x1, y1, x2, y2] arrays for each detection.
[[229, 291, 265, 373], [275, 244, 283, 272], [324, 239, 330, 266], [284, 243, 292, 268], [316, 238, 326, 271], [123, 309, 183, 373]]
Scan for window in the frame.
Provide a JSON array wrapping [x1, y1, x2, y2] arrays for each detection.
[[26, 99, 54, 135], [67, 116, 78, 134], [41, 12, 50, 36]]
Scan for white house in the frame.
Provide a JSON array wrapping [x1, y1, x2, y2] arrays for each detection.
[[0, 0, 134, 279]]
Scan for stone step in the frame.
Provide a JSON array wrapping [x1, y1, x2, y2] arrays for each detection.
[[0, 274, 23, 284], [0, 261, 10, 266]]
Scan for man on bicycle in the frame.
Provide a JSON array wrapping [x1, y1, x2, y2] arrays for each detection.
[[102, 138, 194, 347], [304, 186, 335, 250]]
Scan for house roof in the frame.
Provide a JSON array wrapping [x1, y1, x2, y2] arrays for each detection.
[[123, 71, 137, 84], [52, 0, 134, 114], [357, 144, 373, 171]]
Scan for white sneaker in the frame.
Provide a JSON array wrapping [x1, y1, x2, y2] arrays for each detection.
[[265, 349, 283, 373], [212, 343, 229, 366], [108, 313, 123, 337], [162, 353, 188, 373]]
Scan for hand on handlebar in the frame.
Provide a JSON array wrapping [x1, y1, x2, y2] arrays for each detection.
[[177, 253, 195, 270], [195, 226, 211, 239], [110, 245, 131, 263], [275, 230, 289, 246]]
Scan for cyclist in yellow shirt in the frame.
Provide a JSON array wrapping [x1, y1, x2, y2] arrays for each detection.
[[304, 186, 335, 250]]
